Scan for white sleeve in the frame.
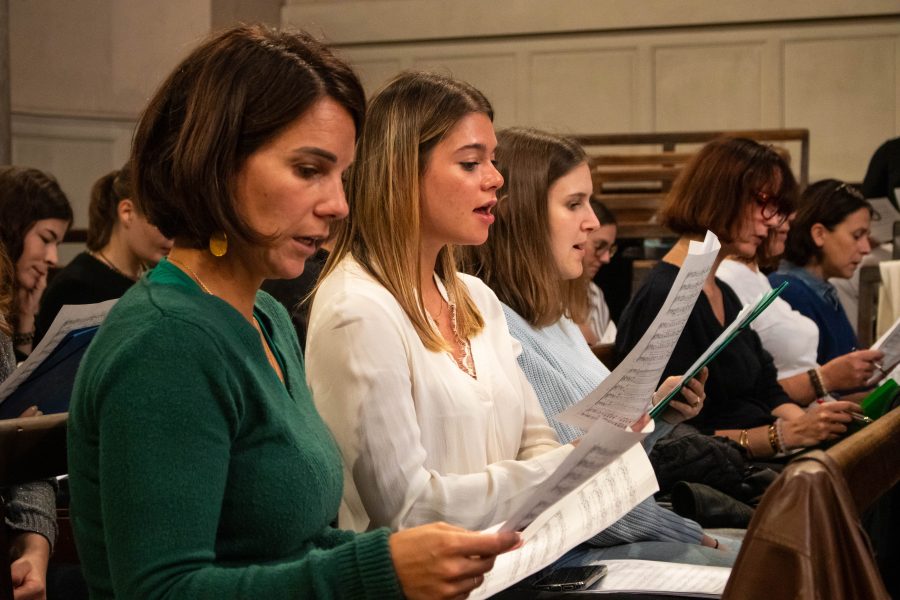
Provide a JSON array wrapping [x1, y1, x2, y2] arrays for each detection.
[[306, 284, 572, 532]]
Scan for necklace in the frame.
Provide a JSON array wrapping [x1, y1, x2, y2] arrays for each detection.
[[167, 256, 213, 295], [95, 250, 139, 281], [425, 289, 476, 379]]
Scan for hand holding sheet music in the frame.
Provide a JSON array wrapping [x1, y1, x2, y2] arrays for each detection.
[[557, 231, 721, 431]]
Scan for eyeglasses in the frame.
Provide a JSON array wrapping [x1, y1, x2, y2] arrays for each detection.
[[753, 191, 788, 226], [592, 242, 617, 258]]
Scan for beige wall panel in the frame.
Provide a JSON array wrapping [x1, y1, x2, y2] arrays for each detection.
[[411, 54, 519, 126], [784, 36, 897, 182], [529, 48, 637, 134], [344, 58, 406, 97], [654, 43, 764, 131]]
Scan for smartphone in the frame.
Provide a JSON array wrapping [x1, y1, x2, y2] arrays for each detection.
[[531, 564, 609, 592]]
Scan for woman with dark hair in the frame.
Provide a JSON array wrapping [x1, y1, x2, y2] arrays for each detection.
[[770, 180, 876, 365], [0, 166, 72, 360], [0, 240, 58, 600], [718, 204, 882, 404], [68, 26, 517, 600], [616, 138, 859, 460], [34, 164, 173, 344], [578, 197, 619, 346]]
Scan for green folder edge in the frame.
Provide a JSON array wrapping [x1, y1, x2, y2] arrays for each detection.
[[649, 280, 790, 419], [861, 378, 899, 420]]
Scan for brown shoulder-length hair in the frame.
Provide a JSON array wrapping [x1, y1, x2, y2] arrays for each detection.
[[322, 71, 492, 352], [661, 137, 797, 243], [132, 24, 365, 249], [87, 164, 133, 252], [463, 127, 589, 328]]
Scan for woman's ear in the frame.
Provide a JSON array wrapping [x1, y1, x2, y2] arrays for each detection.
[[117, 198, 135, 226], [810, 222, 827, 247]]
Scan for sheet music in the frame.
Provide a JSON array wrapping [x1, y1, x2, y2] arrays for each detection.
[[0, 300, 116, 404], [584, 559, 730, 596], [558, 231, 720, 430], [500, 418, 649, 532], [868, 314, 900, 386], [868, 197, 900, 244], [471, 444, 658, 600]]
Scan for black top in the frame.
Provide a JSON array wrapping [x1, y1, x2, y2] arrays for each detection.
[[261, 248, 329, 352], [35, 252, 134, 345], [615, 261, 791, 433], [862, 137, 900, 209]]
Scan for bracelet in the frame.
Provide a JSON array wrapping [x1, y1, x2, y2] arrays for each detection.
[[12, 331, 34, 346], [738, 429, 753, 458], [807, 368, 827, 399], [713, 538, 719, 549], [767, 423, 781, 455], [775, 418, 788, 452]]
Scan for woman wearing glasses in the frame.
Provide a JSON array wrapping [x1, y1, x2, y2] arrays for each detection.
[[577, 198, 619, 347], [616, 138, 860, 460], [717, 182, 883, 404]]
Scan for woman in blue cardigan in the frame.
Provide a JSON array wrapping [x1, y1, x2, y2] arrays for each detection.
[[770, 180, 875, 365]]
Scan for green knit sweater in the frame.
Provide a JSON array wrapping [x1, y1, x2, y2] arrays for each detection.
[[68, 259, 401, 599]]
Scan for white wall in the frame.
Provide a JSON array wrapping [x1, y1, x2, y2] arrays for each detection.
[[285, 0, 900, 184]]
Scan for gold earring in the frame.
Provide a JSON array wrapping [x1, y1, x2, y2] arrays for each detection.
[[209, 231, 228, 257]]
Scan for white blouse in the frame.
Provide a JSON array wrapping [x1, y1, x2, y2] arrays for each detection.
[[306, 256, 571, 532], [586, 282, 617, 345], [717, 259, 819, 379]]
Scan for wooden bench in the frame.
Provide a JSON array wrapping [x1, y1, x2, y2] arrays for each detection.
[[572, 129, 810, 242]]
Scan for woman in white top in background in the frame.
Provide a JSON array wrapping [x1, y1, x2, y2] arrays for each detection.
[[717, 214, 882, 404], [578, 197, 619, 346], [306, 72, 576, 534]]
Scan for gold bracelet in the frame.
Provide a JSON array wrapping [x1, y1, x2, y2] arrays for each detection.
[[767, 423, 780, 454], [738, 429, 753, 458]]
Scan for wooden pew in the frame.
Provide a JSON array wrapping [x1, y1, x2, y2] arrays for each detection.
[[572, 129, 809, 242]]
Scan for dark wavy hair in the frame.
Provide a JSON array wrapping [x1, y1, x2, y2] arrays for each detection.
[[783, 179, 872, 267], [132, 24, 366, 249], [0, 166, 73, 262]]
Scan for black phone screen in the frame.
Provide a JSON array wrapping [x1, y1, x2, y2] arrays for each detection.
[[531, 564, 609, 591]]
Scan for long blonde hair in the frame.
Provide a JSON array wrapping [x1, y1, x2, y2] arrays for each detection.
[[322, 71, 492, 351]]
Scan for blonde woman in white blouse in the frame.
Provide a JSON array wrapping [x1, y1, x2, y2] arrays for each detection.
[[306, 72, 575, 533]]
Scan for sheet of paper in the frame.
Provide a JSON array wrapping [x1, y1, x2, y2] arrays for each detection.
[[0, 300, 116, 404], [868, 197, 900, 244], [500, 418, 649, 532], [868, 312, 900, 386], [582, 559, 730, 596], [558, 231, 720, 430], [471, 443, 659, 600]]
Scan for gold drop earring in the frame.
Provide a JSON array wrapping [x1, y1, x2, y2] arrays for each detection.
[[209, 231, 228, 257]]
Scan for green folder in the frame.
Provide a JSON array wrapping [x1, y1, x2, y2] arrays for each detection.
[[649, 281, 789, 419], [860, 378, 899, 420]]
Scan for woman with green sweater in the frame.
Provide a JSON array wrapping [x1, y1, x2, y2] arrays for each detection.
[[67, 25, 518, 600]]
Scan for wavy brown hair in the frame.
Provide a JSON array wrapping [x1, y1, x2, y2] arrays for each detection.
[[464, 127, 589, 327], [661, 137, 797, 243]]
